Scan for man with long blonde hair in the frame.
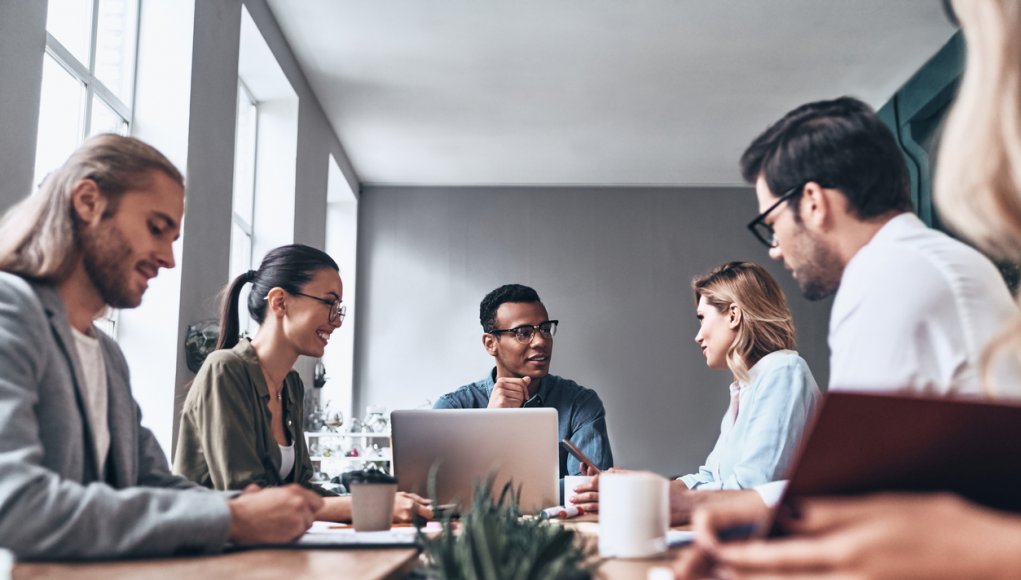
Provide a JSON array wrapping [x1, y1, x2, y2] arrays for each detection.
[[0, 134, 323, 559]]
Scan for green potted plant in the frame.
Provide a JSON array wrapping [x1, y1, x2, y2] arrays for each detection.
[[418, 475, 599, 579]]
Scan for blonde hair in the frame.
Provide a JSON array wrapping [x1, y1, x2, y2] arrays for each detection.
[[934, 0, 1021, 395], [692, 261, 796, 382], [0, 134, 183, 282]]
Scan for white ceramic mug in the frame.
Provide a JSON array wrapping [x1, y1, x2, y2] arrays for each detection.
[[563, 474, 594, 507], [598, 471, 669, 558], [350, 482, 397, 532]]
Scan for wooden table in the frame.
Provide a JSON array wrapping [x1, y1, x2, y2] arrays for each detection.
[[13, 516, 686, 579], [564, 515, 687, 579], [13, 548, 420, 580]]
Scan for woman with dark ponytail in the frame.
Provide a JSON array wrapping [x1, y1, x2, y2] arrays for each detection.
[[174, 244, 431, 523]]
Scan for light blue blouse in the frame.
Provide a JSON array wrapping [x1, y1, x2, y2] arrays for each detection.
[[679, 350, 820, 490]]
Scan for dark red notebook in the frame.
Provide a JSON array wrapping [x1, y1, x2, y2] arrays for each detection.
[[771, 391, 1021, 535]]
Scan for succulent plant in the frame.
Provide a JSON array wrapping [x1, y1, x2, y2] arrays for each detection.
[[418, 475, 598, 580]]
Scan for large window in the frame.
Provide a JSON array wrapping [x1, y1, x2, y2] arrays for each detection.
[[36, 0, 139, 337], [35, 0, 139, 188], [230, 80, 259, 335]]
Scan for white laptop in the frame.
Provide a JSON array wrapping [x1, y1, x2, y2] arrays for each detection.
[[390, 408, 559, 513]]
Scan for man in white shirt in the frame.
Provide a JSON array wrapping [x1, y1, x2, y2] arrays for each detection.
[[743, 96, 1015, 396], [703, 96, 1017, 513]]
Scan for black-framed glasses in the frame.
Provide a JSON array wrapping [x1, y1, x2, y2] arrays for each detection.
[[746, 184, 803, 248], [489, 320, 559, 343], [292, 292, 347, 324]]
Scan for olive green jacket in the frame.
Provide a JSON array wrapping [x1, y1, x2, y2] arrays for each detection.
[[173, 339, 336, 496]]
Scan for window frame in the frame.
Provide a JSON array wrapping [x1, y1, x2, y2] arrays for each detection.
[[43, 0, 138, 138], [39, 0, 142, 338]]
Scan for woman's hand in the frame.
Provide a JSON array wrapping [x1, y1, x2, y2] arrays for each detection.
[[675, 493, 1021, 579], [393, 491, 433, 523]]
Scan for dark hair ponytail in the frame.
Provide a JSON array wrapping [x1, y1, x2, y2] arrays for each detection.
[[215, 244, 339, 350]]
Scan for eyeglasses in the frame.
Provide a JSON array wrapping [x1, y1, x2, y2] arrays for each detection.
[[489, 320, 559, 343], [292, 292, 347, 324], [746, 184, 804, 248]]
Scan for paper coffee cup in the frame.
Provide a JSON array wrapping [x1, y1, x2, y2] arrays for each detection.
[[349, 470, 398, 532], [598, 471, 669, 558], [563, 475, 594, 506]]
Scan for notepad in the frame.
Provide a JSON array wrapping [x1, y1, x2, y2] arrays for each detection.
[[225, 521, 424, 551], [296, 521, 420, 547]]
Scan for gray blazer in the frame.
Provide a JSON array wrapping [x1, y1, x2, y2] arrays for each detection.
[[0, 273, 231, 560]]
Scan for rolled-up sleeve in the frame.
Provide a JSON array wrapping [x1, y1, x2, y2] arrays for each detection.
[[565, 390, 613, 474], [174, 358, 273, 490]]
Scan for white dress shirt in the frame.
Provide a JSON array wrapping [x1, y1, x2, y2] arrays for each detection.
[[755, 213, 1020, 507], [829, 213, 1017, 396]]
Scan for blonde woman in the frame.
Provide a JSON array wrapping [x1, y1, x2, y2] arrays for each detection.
[[676, 2, 1021, 577], [679, 261, 820, 492], [570, 262, 820, 522]]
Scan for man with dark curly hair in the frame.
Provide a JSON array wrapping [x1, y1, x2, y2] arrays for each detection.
[[435, 284, 613, 484]]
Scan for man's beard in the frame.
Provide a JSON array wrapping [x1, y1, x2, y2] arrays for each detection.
[[80, 221, 142, 309], [791, 230, 843, 301]]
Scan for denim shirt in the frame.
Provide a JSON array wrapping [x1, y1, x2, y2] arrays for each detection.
[[434, 368, 614, 477], [680, 350, 820, 490]]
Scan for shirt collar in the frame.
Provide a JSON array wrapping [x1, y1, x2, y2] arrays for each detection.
[[743, 349, 797, 387], [864, 212, 921, 247], [234, 338, 270, 398]]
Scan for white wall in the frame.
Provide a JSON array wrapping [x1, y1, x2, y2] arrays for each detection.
[[119, 0, 197, 453], [354, 185, 833, 476], [323, 156, 360, 419]]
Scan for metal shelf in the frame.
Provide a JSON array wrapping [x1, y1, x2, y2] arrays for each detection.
[[305, 431, 391, 438]]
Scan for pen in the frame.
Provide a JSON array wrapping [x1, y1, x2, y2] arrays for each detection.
[[717, 522, 759, 542]]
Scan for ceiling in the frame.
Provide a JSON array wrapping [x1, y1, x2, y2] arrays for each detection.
[[266, 0, 956, 187]]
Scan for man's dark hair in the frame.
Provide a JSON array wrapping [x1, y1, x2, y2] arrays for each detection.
[[480, 284, 541, 332], [740, 96, 913, 221]]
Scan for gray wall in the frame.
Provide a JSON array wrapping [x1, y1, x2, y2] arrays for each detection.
[[354, 185, 832, 476], [0, 1, 46, 209]]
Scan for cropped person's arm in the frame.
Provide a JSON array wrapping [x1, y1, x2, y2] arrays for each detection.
[[565, 390, 613, 474], [686, 493, 1021, 579], [0, 279, 231, 559]]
